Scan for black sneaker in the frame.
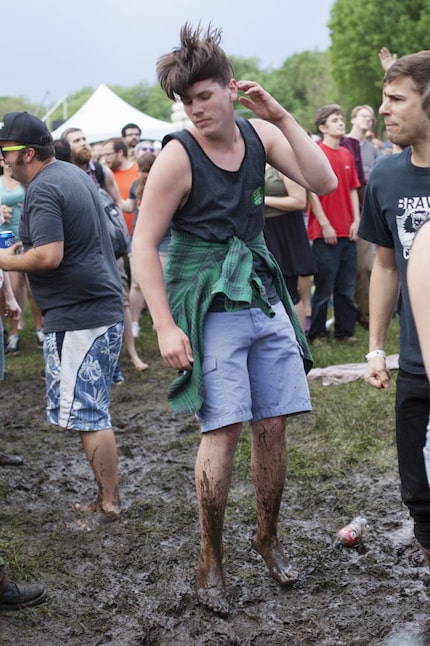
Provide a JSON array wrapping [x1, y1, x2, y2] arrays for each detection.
[[0, 452, 23, 466], [0, 581, 47, 611]]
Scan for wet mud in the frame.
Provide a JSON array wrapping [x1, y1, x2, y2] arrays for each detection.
[[1, 353, 430, 645]]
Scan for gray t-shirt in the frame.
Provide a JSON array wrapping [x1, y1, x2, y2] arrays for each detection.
[[360, 139, 380, 181], [19, 160, 123, 332]]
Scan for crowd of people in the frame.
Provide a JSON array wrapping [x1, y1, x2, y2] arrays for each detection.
[[0, 27, 430, 621]]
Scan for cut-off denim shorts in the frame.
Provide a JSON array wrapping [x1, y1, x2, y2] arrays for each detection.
[[196, 301, 311, 432]]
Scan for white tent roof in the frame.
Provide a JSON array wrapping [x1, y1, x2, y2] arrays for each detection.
[[50, 83, 174, 143]]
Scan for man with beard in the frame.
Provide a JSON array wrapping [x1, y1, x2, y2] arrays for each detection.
[[61, 128, 148, 373], [60, 128, 122, 207], [102, 138, 139, 236], [0, 112, 124, 526]]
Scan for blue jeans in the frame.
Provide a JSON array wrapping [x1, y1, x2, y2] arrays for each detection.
[[309, 237, 357, 339]]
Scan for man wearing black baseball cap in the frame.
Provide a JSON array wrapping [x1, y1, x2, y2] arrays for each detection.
[[0, 112, 124, 528], [0, 112, 55, 186], [0, 111, 53, 147]]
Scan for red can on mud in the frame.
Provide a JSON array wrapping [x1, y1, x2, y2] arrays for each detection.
[[335, 516, 368, 547]]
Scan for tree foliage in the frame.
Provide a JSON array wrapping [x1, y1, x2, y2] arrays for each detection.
[[264, 50, 337, 132], [329, 0, 430, 119], [7, 5, 430, 138], [0, 96, 41, 117], [111, 83, 173, 121], [3, 52, 338, 136]]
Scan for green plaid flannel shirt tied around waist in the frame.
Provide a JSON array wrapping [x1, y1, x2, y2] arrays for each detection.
[[164, 230, 313, 413]]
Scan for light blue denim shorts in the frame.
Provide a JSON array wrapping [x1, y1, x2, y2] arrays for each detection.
[[43, 322, 123, 431], [196, 302, 311, 432]]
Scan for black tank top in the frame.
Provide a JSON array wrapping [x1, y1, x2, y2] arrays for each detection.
[[164, 118, 266, 241], [163, 118, 278, 305]]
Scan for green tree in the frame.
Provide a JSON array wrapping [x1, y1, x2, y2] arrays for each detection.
[[46, 87, 94, 131], [110, 83, 172, 121], [138, 84, 173, 122], [0, 96, 41, 117], [264, 51, 337, 133], [329, 0, 430, 121], [228, 55, 268, 83]]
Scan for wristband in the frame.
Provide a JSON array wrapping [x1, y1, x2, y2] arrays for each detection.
[[365, 350, 386, 361]]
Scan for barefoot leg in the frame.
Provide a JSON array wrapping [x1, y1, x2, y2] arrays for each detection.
[[80, 429, 121, 518], [194, 423, 242, 616], [251, 416, 298, 586]]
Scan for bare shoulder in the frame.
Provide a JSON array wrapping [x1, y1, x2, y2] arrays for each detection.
[[246, 118, 289, 158], [247, 118, 277, 140], [145, 138, 191, 206], [158, 137, 190, 166]]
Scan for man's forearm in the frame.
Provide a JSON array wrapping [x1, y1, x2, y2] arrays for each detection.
[[308, 192, 331, 227], [368, 262, 399, 350], [0, 242, 63, 273]]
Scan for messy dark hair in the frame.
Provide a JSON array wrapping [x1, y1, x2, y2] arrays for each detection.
[[315, 103, 344, 132], [384, 50, 430, 98], [156, 22, 234, 101]]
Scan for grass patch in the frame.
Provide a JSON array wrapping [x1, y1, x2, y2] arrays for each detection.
[[3, 306, 159, 382], [233, 315, 400, 483], [6, 304, 401, 489]]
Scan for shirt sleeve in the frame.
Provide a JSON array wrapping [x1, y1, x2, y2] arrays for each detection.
[[359, 174, 393, 247]]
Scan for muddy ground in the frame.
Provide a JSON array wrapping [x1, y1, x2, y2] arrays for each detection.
[[1, 333, 430, 646]]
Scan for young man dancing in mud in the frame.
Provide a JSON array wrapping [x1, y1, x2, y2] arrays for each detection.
[[359, 51, 430, 568], [132, 23, 337, 616], [0, 113, 124, 527]]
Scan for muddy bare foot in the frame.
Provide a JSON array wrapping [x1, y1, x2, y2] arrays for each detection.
[[73, 510, 122, 532], [195, 556, 229, 617], [74, 497, 102, 512], [252, 534, 299, 587]]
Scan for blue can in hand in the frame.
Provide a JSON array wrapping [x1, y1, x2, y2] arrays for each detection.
[[0, 231, 16, 248]]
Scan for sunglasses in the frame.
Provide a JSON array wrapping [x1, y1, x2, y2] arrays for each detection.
[[0, 145, 29, 157]]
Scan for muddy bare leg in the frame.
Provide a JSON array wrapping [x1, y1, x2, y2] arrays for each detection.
[[195, 423, 242, 616], [251, 416, 298, 586], [80, 429, 121, 517]]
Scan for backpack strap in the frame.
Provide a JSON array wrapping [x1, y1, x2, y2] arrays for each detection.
[[93, 161, 106, 189]]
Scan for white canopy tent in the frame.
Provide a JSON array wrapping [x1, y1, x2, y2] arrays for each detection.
[[50, 83, 174, 143]]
